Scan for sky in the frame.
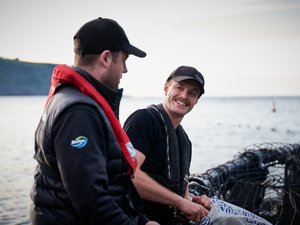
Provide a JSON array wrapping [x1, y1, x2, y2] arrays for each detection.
[[1, 0, 300, 97]]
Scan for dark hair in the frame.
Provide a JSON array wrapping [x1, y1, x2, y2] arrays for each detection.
[[74, 38, 120, 66]]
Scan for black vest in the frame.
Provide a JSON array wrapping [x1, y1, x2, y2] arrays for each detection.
[[146, 104, 191, 197], [31, 86, 142, 224]]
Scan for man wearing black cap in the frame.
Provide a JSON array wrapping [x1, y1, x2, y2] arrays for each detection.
[[124, 66, 211, 224], [30, 17, 158, 225]]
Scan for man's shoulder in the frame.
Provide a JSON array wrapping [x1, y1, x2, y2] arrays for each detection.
[[49, 85, 104, 121], [128, 106, 164, 123]]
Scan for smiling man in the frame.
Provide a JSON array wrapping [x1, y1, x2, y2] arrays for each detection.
[[124, 66, 211, 225]]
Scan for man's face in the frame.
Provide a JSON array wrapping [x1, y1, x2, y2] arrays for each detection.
[[163, 79, 200, 119], [103, 51, 129, 89]]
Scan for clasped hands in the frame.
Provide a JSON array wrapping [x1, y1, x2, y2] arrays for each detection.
[[178, 194, 211, 222]]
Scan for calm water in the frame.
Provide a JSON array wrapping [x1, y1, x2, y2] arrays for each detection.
[[0, 96, 299, 224]]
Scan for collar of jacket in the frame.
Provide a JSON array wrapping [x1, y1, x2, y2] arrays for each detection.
[[72, 66, 123, 119]]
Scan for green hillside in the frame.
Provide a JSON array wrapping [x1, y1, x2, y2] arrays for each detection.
[[0, 57, 57, 95]]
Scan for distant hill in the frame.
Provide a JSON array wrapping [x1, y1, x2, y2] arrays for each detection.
[[0, 57, 57, 95]]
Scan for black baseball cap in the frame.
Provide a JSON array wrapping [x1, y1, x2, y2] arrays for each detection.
[[74, 17, 146, 57], [167, 66, 205, 95]]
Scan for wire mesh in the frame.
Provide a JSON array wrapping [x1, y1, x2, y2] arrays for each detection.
[[189, 143, 300, 225]]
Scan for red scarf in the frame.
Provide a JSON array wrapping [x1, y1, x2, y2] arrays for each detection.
[[46, 64, 137, 177]]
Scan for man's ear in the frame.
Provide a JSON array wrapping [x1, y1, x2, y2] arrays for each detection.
[[163, 82, 169, 96], [99, 50, 112, 66]]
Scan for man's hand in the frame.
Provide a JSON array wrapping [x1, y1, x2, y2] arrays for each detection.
[[175, 197, 209, 222], [192, 195, 211, 211]]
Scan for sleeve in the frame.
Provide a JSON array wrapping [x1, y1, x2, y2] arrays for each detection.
[[123, 109, 154, 156], [53, 103, 137, 225]]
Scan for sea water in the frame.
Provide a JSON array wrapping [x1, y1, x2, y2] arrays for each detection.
[[0, 96, 299, 224]]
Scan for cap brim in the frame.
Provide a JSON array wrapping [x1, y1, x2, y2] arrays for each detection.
[[173, 76, 205, 94], [122, 44, 146, 58], [173, 76, 198, 83]]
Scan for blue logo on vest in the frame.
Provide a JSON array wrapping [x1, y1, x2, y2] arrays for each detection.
[[71, 136, 88, 149]]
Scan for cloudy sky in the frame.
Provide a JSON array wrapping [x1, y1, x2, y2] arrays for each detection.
[[1, 0, 300, 97]]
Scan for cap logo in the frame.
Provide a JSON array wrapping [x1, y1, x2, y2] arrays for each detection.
[[194, 73, 204, 84], [70, 136, 89, 149]]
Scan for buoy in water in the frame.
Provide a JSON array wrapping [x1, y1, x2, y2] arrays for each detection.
[[272, 102, 276, 113]]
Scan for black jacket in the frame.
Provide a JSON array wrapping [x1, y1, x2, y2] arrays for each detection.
[[30, 68, 147, 225], [124, 104, 192, 224]]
